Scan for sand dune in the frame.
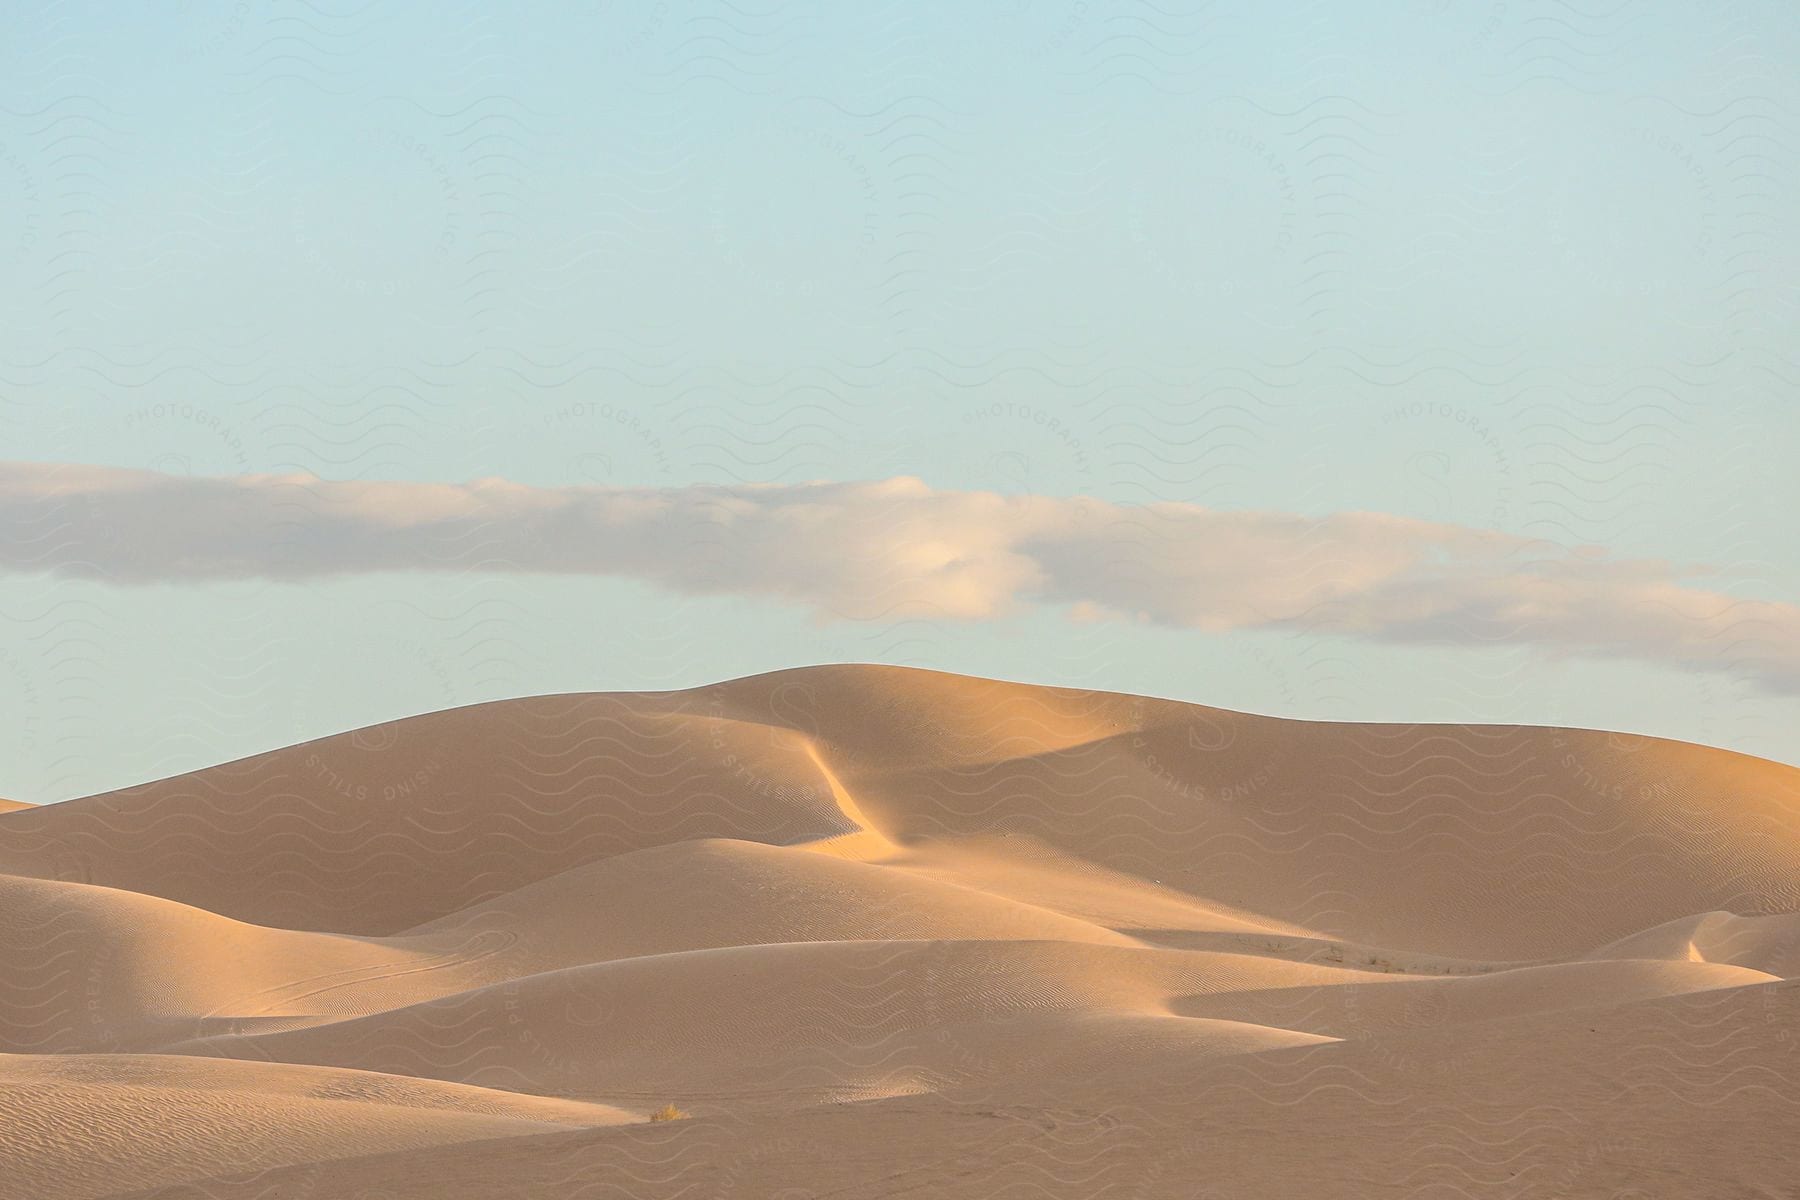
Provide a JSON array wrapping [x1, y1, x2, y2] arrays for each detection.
[[0, 874, 506, 1055], [108, 981, 1800, 1200], [164, 939, 1350, 1107], [3, 664, 1797, 1198], [0, 1054, 626, 1200], [399, 837, 1142, 966]]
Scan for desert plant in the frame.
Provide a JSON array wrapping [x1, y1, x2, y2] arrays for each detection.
[[649, 1103, 688, 1122]]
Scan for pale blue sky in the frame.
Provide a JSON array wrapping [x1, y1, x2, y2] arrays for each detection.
[[2, 1, 1797, 800]]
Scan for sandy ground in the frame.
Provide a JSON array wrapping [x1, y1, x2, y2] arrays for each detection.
[[1, 664, 1795, 1198]]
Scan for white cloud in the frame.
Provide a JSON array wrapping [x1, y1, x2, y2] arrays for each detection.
[[2, 460, 1793, 692]]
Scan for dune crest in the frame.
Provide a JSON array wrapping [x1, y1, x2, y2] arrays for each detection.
[[3, 664, 1796, 1198]]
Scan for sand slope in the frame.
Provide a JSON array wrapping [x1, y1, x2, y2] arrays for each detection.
[[2, 664, 1796, 1198], [0, 1054, 626, 1200], [110, 980, 1800, 1200]]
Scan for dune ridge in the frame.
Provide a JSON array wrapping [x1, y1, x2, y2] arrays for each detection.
[[2, 664, 1796, 1198]]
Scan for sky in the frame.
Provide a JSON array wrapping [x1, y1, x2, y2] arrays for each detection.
[[2, 0, 1797, 801]]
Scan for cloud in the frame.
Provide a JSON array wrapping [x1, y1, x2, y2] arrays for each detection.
[[2, 460, 1794, 692]]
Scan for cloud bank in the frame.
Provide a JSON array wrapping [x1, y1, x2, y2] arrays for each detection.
[[3, 461, 1793, 692]]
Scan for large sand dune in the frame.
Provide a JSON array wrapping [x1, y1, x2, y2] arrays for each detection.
[[2, 664, 1795, 1198]]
